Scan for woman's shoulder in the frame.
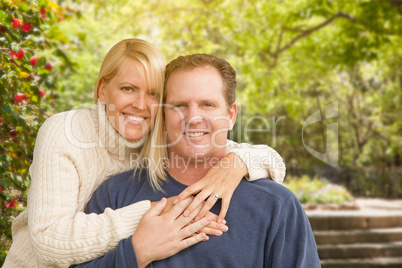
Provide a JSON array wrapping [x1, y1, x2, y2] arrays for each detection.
[[37, 107, 97, 145]]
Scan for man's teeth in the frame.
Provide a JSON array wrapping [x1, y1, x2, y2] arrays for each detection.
[[185, 132, 206, 137], [124, 114, 145, 121]]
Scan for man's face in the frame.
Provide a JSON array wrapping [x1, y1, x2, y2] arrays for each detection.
[[164, 66, 237, 162]]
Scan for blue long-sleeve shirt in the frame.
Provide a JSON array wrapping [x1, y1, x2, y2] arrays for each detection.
[[74, 169, 320, 268]]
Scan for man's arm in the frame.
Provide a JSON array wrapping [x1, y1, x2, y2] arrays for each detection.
[[266, 194, 321, 268]]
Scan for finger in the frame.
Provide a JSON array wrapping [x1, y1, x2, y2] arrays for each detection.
[[218, 195, 231, 223], [145, 197, 167, 217], [197, 227, 223, 236], [205, 211, 219, 222], [206, 221, 228, 232], [195, 194, 218, 220], [176, 184, 202, 203], [179, 216, 212, 239], [165, 197, 193, 220], [177, 233, 209, 252], [183, 189, 213, 217], [176, 200, 204, 226]]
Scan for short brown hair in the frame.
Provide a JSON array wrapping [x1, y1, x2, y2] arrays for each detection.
[[164, 54, 236, 106]]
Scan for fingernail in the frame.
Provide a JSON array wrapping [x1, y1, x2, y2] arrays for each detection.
[[195, 216, 200, 221], [173, 198, 179, 205], [184, 210, 190, 217], [221, 225, 228, 232], [215, 230, 223, 236], [217, 217, 222, 223], [222, 219, 227, 224], [206, 217, 212, 223]]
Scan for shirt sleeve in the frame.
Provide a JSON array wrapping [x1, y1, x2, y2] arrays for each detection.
[[225, 140, 286, 183], [27, 114, 151, 267], [266, 195, 321, 267]]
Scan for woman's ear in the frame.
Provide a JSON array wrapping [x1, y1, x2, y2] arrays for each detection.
[[98, 78, 106, 103]]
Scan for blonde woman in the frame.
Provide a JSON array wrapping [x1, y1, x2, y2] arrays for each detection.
[[4, 38, 285, 267]]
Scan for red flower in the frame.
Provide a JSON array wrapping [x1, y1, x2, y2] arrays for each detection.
[[0, 186, 3, 193], [0, 24, 6, 33], [28, 73, 34, 79], [6, 198, 18, 209], [45, 62, 52, 71], [12, 49, 24, 59], [21, 22, 33, 32], [9, 129, 18, 137], [30, 56, 38, 66], [0, 117, 3, 124], [12, 18, 21, 29], [39, 90, 45, 97], [13, 93, 25, 103], [40, 8, 47, 19]]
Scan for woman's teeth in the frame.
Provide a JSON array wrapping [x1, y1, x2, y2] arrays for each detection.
[[124, 114, 145, 121]]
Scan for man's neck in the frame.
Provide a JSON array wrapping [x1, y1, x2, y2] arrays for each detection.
[[166, 153, 224, 185]]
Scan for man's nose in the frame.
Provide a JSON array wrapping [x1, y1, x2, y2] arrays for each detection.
[[186, 106, 203, 125]]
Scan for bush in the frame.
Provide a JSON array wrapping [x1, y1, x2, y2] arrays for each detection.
[[284, 175, 354, 204], [0, 0, 73, 264]]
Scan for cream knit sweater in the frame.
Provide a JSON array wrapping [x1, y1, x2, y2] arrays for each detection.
[[4, 103, 285, 268]]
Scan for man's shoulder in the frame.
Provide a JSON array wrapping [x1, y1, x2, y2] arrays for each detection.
[[101, 168, 148, 190], [237, 178, 298, 205]]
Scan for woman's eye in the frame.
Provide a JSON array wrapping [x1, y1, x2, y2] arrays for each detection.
[[174, 104, 184, 108], [148, 92, 159, 97], [121, 87, 133, 92]]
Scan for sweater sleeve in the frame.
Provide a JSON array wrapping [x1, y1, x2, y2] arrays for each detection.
[[72, 237, 139, 268], [225, 140, 286, 184], [27, 114, 151, 267]]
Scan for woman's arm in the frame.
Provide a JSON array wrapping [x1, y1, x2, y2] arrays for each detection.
[[175, 140, 286, 222], [27, 113, 151, 266]]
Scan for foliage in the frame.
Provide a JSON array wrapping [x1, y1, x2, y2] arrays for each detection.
[[284, 175, 353, 204], [57, 0, 402, 172], [0, 0, 73, 263]]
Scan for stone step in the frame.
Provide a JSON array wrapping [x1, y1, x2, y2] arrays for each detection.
[[321, 257, 402, 268], [318, 242, 402, 259], [308, 215, 402, 231], [314, 227, 402, 245]]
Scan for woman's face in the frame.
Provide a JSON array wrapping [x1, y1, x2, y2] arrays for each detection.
[[99, 61, 159, 141]]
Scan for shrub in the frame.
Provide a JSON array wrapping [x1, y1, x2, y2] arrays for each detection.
[[284, 175, 354, 204]]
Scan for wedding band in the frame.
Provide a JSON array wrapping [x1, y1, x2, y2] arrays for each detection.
[[211, 193, 219, 201]]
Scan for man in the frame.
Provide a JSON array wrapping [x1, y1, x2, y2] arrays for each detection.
[[76, 54, 320, 267]]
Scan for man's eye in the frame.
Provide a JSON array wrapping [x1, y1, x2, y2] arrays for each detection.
[[174, 104, 184, 108], [204, 103, 214, 107]]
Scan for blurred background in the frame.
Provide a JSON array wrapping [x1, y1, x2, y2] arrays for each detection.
[[1, 0, 401, 265]]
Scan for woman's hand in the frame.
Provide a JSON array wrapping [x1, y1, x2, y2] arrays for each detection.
[[132, 197, 211, 268], [175, 152, 248, 223], [151, 196, 228, 236]]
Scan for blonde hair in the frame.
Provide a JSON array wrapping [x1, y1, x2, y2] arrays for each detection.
[[94, 38, 168, 191]]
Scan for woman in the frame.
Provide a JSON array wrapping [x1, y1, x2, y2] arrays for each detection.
[[4, 38, 285, 267]]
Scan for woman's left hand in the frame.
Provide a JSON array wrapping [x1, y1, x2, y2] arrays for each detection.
[[175, 153, 248, 223]]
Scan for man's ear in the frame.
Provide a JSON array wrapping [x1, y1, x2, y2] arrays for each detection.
[[228, 103, 237, 131], [98, 78, 107, 103]]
